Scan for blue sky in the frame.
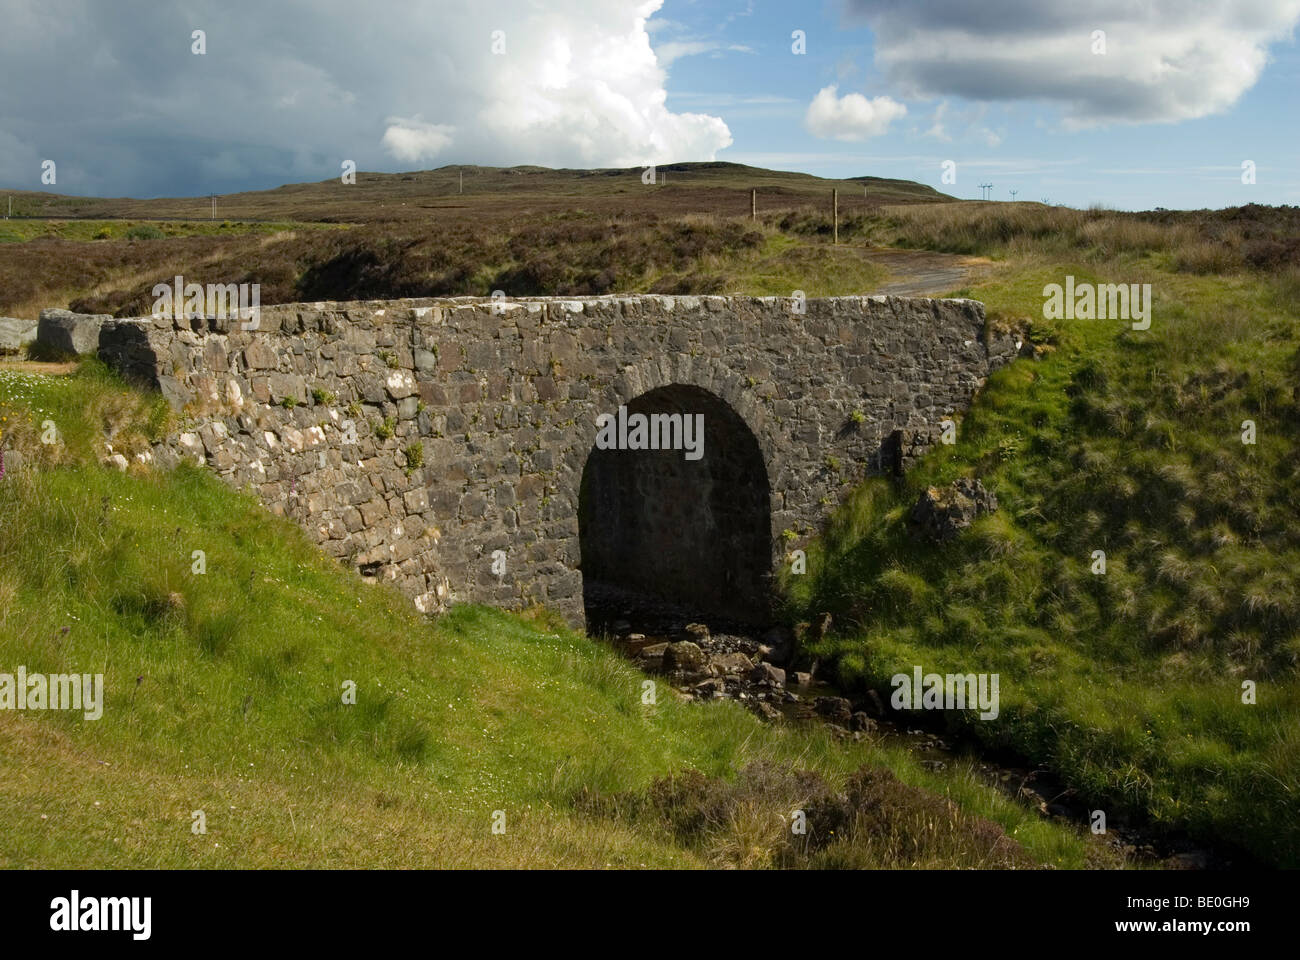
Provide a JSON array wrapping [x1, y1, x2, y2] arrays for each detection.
[[1, 0, 1296, 211], [656, 1, 1300, 209]]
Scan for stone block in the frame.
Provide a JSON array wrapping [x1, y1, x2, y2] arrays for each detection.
[[38, 308, 109, 355]]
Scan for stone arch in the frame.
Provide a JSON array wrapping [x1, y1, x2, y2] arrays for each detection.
[[575, 380, 773, 628]]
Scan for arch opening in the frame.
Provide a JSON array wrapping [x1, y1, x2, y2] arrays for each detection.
[[578, 384, 772, 630]]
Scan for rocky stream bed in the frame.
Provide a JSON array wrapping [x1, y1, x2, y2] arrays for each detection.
[[587, 590, 1231, 870]]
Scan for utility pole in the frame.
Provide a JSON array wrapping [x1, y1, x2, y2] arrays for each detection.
[[1009, 189, 1019, 202], [210, 194, 216, 219], [832, 188, 838, 244], [979, 182, 993, 201], [751, 188, 756, 220], [459, 169, 463, 194]]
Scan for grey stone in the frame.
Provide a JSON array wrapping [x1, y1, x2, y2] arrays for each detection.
[[814, 696, 853, 725], [663, 640, 707, 674], [0, 317, 37, 352], [850, 712, 876, 733], [37, 308, 109, 355], [712, 651, 754, 675], [635, 642, 669, 662], [692, 678, 726, 699], [750, 662, 786, 687], [911, 477, 998, 543]]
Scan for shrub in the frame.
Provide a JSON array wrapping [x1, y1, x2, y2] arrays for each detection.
[[125, 224, 165, 241]]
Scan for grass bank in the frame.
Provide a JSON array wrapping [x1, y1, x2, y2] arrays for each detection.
[[0, 362, 1102, 868], [784, 244, 1300, 866]]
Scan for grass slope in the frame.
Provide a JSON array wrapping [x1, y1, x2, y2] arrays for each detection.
[[784, 215, 1300, 866], [0, 363, 1098, 869]]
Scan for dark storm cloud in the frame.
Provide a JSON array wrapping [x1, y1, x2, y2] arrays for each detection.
[[0, 0, 730, 197]]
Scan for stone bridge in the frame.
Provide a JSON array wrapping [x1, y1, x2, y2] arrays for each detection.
[[98, 295, 1018, 627]]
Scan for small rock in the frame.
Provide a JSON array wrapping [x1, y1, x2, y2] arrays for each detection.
[[712, 651, 754, 675], [692, 678, 726, 699], [814, 696, 853, 726], [663, 640, 707, 674], [911, 477, 998, 543], [791, 671, 813, 687], [748, 701, 782, 722], [106, 454, 129, 472], [749, 662, 786, 688], [680, 622, 710, 642], [635, 642, 668, 660], [850, 712, 876, 733]]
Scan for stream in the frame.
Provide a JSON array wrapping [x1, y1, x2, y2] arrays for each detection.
[[585, 586, 1238, 870]]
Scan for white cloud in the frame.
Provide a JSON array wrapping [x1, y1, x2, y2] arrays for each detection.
[[923, 101, 951, 142], [656, 40, 724, 66], [381, 120, 456, 164], [804, 85, 906, 140], [654, 39, 754, 66], [845, 0, 1300, 125]]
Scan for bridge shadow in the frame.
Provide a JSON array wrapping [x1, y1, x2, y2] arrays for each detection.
[[578, 384, 772, 631]]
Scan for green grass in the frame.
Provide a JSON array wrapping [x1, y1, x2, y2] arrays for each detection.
[[784, 248, 1300, 866], [0, 362, 1102, 868]]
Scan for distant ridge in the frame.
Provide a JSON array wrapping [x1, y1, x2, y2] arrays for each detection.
[[2, 161, 954, 221]]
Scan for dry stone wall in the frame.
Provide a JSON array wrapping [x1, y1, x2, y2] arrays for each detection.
[[97, 294, 1018, 626]]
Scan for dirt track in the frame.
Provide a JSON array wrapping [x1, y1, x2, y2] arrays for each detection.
[[863, 248, 998, 297]]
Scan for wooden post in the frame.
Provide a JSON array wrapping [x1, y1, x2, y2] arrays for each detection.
[[832, 189, 838, 244], [751, 188, 756, 220]]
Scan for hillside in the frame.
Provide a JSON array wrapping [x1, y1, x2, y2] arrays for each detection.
[[0, 163, 963, 323], [0, 362, 1096, 869], [0, 161, 954, 223]]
